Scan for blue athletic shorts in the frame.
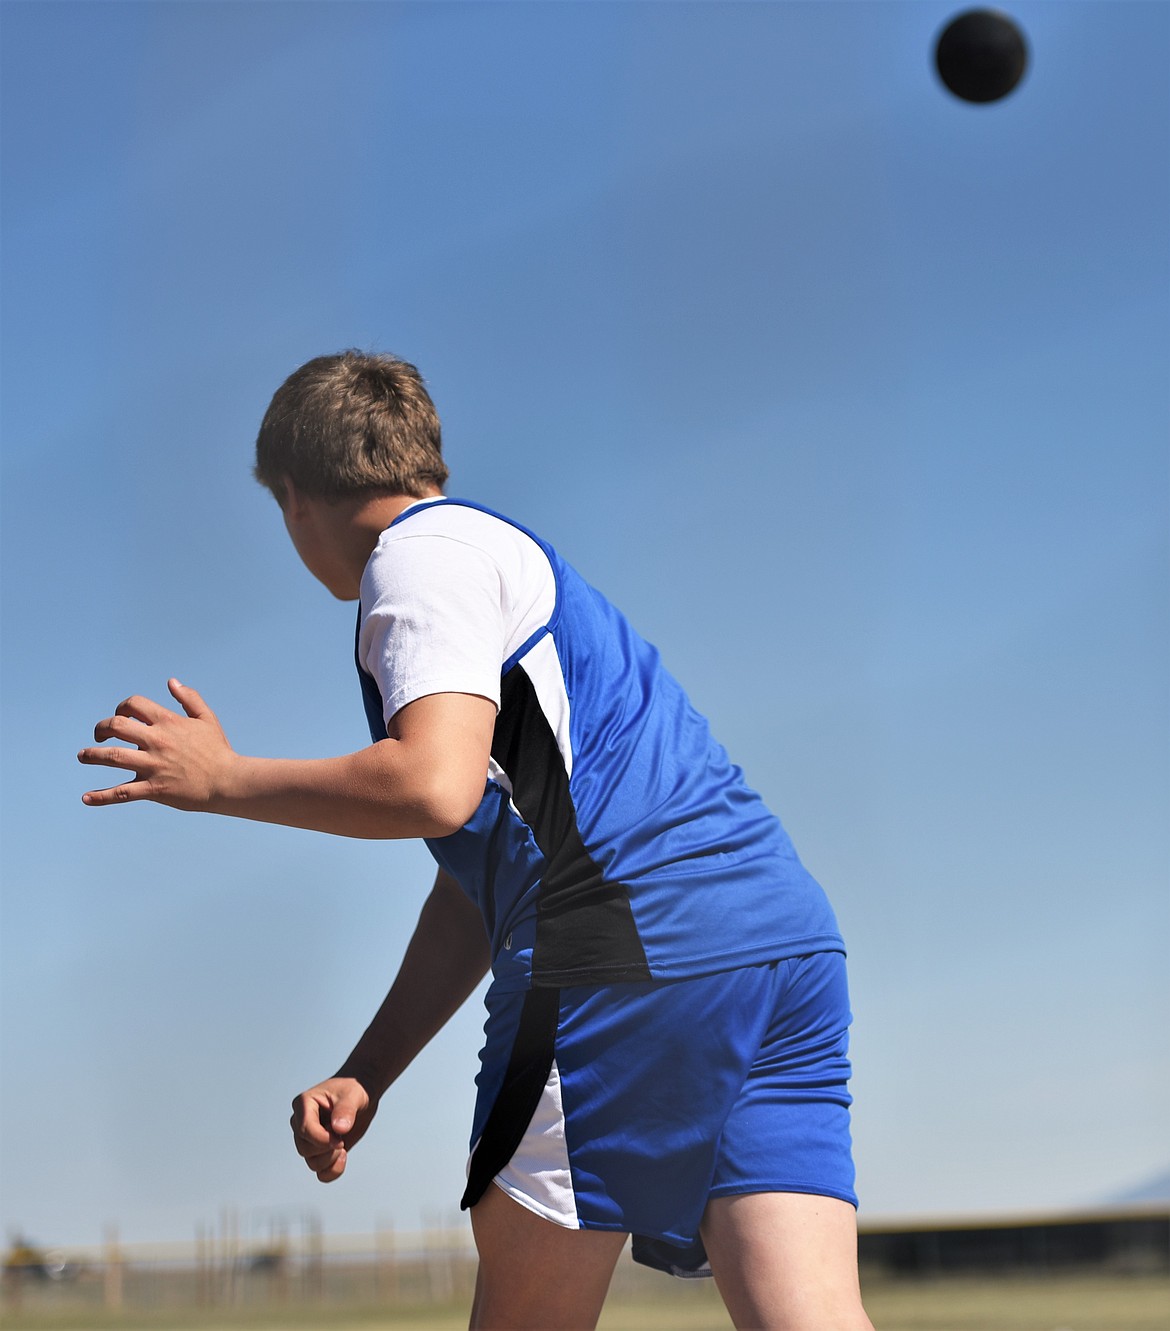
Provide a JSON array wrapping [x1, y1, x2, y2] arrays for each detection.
[[461, 951, 856, 1277]]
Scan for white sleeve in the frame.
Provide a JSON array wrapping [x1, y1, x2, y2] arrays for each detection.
[[358, 533, 506, 728]]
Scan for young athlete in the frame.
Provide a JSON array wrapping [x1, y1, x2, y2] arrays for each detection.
[[78, 352, 873, 1331]]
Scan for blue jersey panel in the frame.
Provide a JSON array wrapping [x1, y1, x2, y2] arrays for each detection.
[[358, 500, 843, 990], [544, 552, 842, 981]]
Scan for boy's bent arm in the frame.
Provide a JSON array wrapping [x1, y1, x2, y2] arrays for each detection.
[[337, 865, 490, 1098], [290, 867, 490, 1182], [79, 680, 495, 839]]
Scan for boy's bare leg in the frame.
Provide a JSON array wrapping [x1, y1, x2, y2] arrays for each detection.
[[469, 1184, 627, 1330], [700, 1192, 873, 1331]]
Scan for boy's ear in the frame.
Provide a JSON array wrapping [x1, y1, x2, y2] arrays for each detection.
[[280, 477, 307, 517]]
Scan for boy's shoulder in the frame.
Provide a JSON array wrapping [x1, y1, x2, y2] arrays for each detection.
[[363, 499, 558, 607], [387, 497, 534, 536], [374, 498, 556, 565]]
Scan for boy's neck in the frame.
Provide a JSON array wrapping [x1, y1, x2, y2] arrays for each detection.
[[355, 489, 443, 543], [339, 489, 446, 591], [283, 485, 444, 601]]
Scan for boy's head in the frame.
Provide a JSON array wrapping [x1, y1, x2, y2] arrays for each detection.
[[255, 351, 448, 507]]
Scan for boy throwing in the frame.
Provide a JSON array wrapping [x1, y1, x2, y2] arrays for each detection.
[[79, 352, 872, 1330]]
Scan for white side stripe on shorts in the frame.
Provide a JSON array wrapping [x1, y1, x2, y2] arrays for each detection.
[[491, 1057, 579, 1229]]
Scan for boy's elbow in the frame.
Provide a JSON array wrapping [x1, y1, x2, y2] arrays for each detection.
[[414, 802, 468, 840], [369, 713, 493, 838], [409, 768, 484, 839]]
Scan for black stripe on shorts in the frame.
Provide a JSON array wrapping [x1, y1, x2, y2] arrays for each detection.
[[461, 985, 561, 1212]]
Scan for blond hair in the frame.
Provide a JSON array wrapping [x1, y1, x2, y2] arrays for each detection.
[[254, 351, 448, 503]]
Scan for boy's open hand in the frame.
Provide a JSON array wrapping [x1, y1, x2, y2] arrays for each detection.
[[290, 1078, 377, 1182], [78, 679, 234, 811]]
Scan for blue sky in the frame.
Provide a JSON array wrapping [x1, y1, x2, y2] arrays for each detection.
[[2, 1, 1167, 1248]]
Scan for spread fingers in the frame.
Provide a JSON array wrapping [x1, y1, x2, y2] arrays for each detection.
[[93, 715, 149, 745], [113, 694, 170, 724]]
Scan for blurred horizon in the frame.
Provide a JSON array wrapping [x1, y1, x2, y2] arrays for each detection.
[[6, 1164, 1170, 1256]]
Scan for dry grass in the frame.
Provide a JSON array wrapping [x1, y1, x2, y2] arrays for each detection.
[[600, 1274, 1170, 1330], [862, 1273, 1170, 1331], [2, 1274, 1167, 1331]]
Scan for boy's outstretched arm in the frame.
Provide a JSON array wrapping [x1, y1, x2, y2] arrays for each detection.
[[78, 679, 495, 839], [290, 867, 490, 1182]]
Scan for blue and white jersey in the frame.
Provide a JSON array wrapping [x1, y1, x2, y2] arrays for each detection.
[[357, 499, 843, 992]]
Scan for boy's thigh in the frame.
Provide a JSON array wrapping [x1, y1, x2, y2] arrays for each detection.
[[700, 1192, 873, 1331], [470, 1184, 626, 1331]]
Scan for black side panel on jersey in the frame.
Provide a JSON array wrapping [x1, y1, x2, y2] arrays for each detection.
[[493, 665, 651, 986]]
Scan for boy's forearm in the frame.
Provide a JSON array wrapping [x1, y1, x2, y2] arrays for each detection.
[[220, 690, 497, 839], [335, 869, 491, 1099], [215, 746, 477, 840]]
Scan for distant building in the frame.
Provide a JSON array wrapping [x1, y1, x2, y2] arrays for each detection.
[[859, 1207, 1170, 1276]]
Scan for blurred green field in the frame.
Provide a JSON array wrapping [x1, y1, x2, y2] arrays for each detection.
[[3, 1274, 1169, 1331]]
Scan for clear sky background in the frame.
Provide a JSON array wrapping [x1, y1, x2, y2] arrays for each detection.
[[1, 1, 1167, 1250]]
